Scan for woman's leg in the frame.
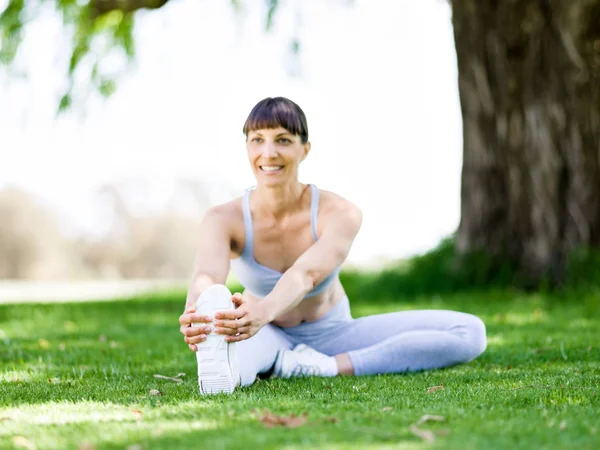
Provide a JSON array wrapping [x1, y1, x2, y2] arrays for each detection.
[[236, 323, 295, 386], [308, 309, 487, 376]]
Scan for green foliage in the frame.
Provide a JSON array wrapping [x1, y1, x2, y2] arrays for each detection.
[[340, 237, 520, 301], [0, 0, 296, 112], [563, 246, 600, 290], [0, 0, 24, 65], [1, 291, 599, 449], [265, 0, 278, 31], [0, 0, 137, 114], [339, 236, 600, 302]]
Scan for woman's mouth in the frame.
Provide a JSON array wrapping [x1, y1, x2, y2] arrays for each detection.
[[260, 165, 284, 173]]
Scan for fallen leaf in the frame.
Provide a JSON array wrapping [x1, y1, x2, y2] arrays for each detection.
[[59, 343, 66, 351], [126, 445, 142, 450], [416, 415, 446, 425], [409, 424, 436, 443], [0, 416, 12, 421], [427, 385, 444, 394], [109, 341, 118, 348], [38, 339, 50, 349], [324, 416, 338, 424], [153, 373, 184, 383], [560, 420, 567, 431], [255, 409, 308, 428], [149, 389, 161, 396], [78, 442, 96, 450], [131, 409, 143, 420], [506, 364, 512, 370], [381, 407, 393, 412], [98, 335, 107, 343], [12, 436, 35, 449]]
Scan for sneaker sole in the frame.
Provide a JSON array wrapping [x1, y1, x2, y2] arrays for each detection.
[[193, 284, 238, 395]]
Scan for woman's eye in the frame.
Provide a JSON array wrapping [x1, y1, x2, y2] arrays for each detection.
[[278, 138, 291, 144], [251, 137, 262, 143]]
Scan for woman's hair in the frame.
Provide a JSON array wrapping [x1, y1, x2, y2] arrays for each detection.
[[243, 97, 309, 144]]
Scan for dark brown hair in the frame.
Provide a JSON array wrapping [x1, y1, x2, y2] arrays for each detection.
[[243, 97, 309, 144]]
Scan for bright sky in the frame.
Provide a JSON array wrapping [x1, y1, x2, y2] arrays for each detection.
[[0, 0, 463, 267]]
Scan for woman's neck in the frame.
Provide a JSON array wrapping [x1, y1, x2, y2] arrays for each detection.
[[253, 182, 307, 218]]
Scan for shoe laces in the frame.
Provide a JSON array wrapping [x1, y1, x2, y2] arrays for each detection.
[[290, 363, 322, 377]]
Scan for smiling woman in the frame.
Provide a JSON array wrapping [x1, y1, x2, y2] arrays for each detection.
[[244, 97, 311, 185], [178, 96, 487, 395]]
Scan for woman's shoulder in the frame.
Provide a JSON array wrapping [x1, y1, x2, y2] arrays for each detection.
[[202, 196, 244, 225], [316, 187, 361, 214], [315, 187, 362, 227]]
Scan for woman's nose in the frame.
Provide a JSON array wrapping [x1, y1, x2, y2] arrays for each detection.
[[262, 142, 278, 157]]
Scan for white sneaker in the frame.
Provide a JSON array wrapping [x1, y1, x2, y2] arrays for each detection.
[[193, 284, 240, 395], [272, 344, 338, 378]]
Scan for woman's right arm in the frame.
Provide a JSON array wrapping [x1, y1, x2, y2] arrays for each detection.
[[179, 206, 234, 351]]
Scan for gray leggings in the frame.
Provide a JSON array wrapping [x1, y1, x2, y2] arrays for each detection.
[[237, 297, 487, 386]]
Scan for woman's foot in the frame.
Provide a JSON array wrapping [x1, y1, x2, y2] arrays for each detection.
[[272, 344, 338, 378], [193, 284, 240, 394]]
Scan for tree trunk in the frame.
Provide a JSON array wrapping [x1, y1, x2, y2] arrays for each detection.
[[451, 0, 600, 285]]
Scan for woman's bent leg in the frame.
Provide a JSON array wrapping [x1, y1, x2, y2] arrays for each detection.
[[236, 323, 295, 386], [309, 309, 487, 376]]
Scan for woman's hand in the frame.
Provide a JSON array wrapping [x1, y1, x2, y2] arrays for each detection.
[[213, 293, 270, 342], [179, 307, 213, 352]]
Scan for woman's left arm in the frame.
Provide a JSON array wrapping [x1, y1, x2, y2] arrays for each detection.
[[214, 198, 362, 342], [259, 200, 362, 321]]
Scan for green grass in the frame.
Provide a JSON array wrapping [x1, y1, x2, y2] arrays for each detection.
[[1, 288, 599, 449]]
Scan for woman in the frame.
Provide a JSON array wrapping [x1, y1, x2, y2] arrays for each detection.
[[178, 97, 487, 395]]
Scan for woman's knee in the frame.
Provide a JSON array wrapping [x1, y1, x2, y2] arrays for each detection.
[[464, 313, 487, 360]]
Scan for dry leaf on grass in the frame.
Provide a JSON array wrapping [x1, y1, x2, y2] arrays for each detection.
[[254, 409, 308, 428], [12, 436, 35, 449], [381, 406, 393, 412], [130, 409, 143, 420], [149, 389, 161, 396], [409, 424, 436, 443], [426, 385, 444, 394], [38, 339, 50, 349], [409, 415, 448, 443], [153, 373, 185, 383], [78, 442, 96, 450], [126, 445, 142, 450], [560, 420, 567, 431], [416, 415, 446, 425]]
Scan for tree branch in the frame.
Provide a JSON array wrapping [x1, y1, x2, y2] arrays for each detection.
[[89, 0, 171, 17]]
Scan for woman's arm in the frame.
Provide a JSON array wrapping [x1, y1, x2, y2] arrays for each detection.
[[214, 197, 362, 341], [259, 199, 362, 321], [179, 205, 235, 351]]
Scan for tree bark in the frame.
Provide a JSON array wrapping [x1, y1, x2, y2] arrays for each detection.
[[452, 0, 600, 285]]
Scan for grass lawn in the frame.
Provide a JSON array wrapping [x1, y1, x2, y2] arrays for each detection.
[[1, 288, 599, 449]]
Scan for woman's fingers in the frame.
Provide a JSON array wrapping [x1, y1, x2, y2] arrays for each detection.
[[215, 318, 248, 329], [181, 325, 211, 337], [179, 312, 212, 326], [214, 308, 245, 321], [226, 333, 250, 343]]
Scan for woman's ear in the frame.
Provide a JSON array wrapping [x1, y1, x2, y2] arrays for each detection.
[[301, 141, 311, 161]]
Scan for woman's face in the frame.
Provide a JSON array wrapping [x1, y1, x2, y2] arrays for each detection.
[[246, 127, 310, 186]]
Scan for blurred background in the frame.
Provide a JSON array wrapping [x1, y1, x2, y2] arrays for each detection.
[[1, 0, 599, 301], [1, 0, 462, 299]]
